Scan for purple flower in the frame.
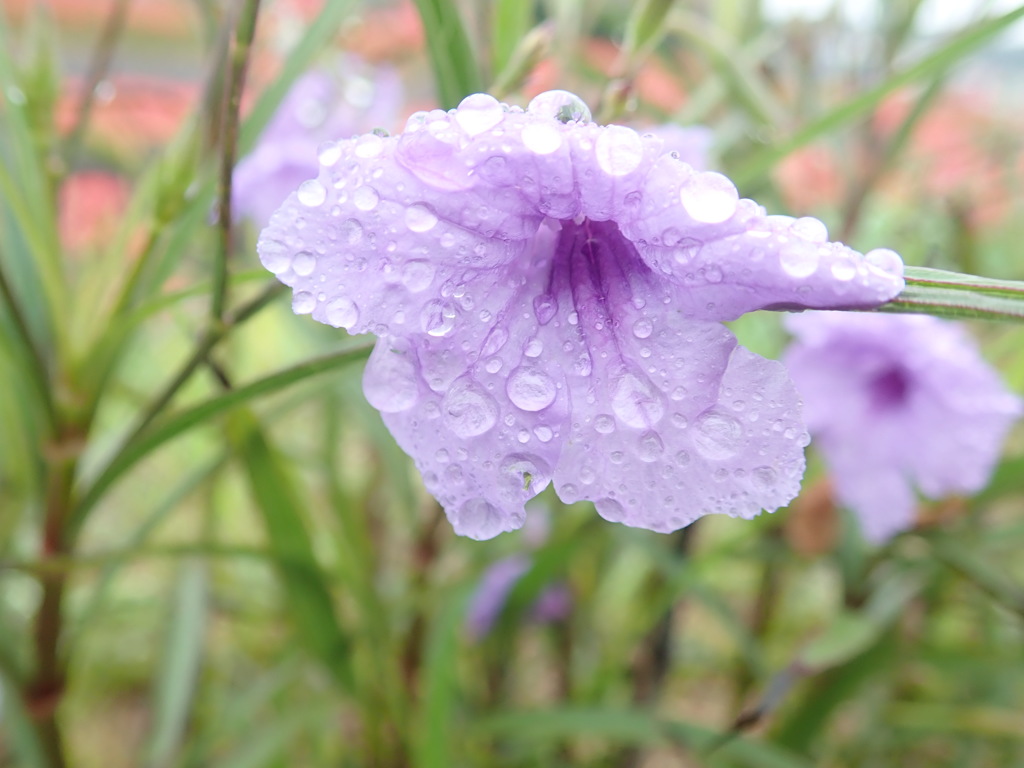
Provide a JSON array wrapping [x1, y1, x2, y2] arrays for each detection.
[[234, 59, 403, 226], [464, 554, 571, 639], [784, 312, 1022, 542], [258, 90, 905, 539]]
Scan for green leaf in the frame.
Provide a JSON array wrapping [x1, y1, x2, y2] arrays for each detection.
[[734, 4, 1024, 186], [69, 345, 372, 540], [144, 558, 208, 768], [231, 409, 353, 691], [879, 266, 1024, 322], [623, 0, 676, 60], [799, 612, 883, 670], [0, 677, 49, 768], [411, 586, 471, 768], [411, 0, 484, 108], [215, 704, 332, 768], [491, 0, 535, 79], [71, 456, 226, 643], [0, 14, 66, 369], [926, 532, 1024, 617], [800, 568, 925, 671], [476, 708, 815, 767]]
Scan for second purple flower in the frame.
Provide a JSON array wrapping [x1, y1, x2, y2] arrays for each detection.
[[258, 90, 905, 539]]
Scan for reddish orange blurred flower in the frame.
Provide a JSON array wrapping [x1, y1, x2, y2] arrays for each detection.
[[56, 75, 199, 153], [875, 89, 1022, 226], [59, 171, 131, 253], [774, 144, 844, 213]]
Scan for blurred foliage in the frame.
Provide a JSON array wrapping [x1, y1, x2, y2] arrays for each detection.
[[0, 0, 1023, 767]]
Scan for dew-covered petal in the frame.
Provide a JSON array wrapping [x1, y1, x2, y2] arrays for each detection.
[[623, 156, 905, 320], [369, 231, 573, 539], [543, 218, 806, 531]]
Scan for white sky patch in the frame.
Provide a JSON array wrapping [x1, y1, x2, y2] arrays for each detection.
[[761, 0, 1024, 44]]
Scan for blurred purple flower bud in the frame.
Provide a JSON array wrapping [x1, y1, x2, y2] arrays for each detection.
[[234, 58, 403, 226], [784, 312, 1022, 542], [259, 90, 905, 539], [646, 123, 714, 171], [465, 554, 571, 639]]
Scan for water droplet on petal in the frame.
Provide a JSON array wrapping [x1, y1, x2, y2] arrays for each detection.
[[632, 318, 653, 339], [481, 326, 508, 356], [595, 498, 625, 523], [353, 185, 379, 211], [679, 172, 738, 224], [507, 367, 557, 412], [485, 357, 502, 374], [779, 241, 820, 278], [791, 216, 828, 242], [340, 218, 364, 244], [637, 431, 664, 462], [354, 133, 384, 158], [500, 453, 552, 498], [292, 291, 315, 314], [325, 297, 359, 328], [527, 90, 592, 123], [453, 497, 510, 539], [612, 372, 664, 428], [405, 203, 438, 232], [455, 93, 505, 136], [259, 238, 290, 274], [533, 294, 557, 325], [672, 237, 702, 265], [318, 141, 342, 167], [297, 179, 327, 207], [596, 125, 644, 176], [533, 425, 553, 442], [693, 410, 743, 459], [830, 252, 857, 280], [363, 343, 419, 412], [443, 377, 499, 437], [401, 260, 435, 292], [421, 299, 456, 336], [864, 247, 904, 276], [524, 337, 543, 357], [291, 250, 316, 276], [594, 414, 615, 434], [752, 466, 777, 487], [522, 122, 563, 155]]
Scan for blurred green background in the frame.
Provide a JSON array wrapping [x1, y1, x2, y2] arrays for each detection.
[[0, 0, 1023, 766]]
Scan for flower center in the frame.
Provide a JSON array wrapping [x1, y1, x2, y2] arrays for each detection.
[[545, 217, 654, 332], [869, 365, 911, 410]]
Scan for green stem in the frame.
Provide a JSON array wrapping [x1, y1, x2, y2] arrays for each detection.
[[62, 0, 132, 167], [212, 0, 262, 325], [24, 449, 78, 768], [878, 266, 1024, 322]]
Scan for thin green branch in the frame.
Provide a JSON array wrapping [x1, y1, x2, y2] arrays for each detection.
[[213, 0, 262, 325], [878, 267, 1024, 323], [68, 343, 373, 539], [63, 0, 132, 166]]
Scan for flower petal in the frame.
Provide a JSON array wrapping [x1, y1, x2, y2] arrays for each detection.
[[785, 312, 1022, 541]]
